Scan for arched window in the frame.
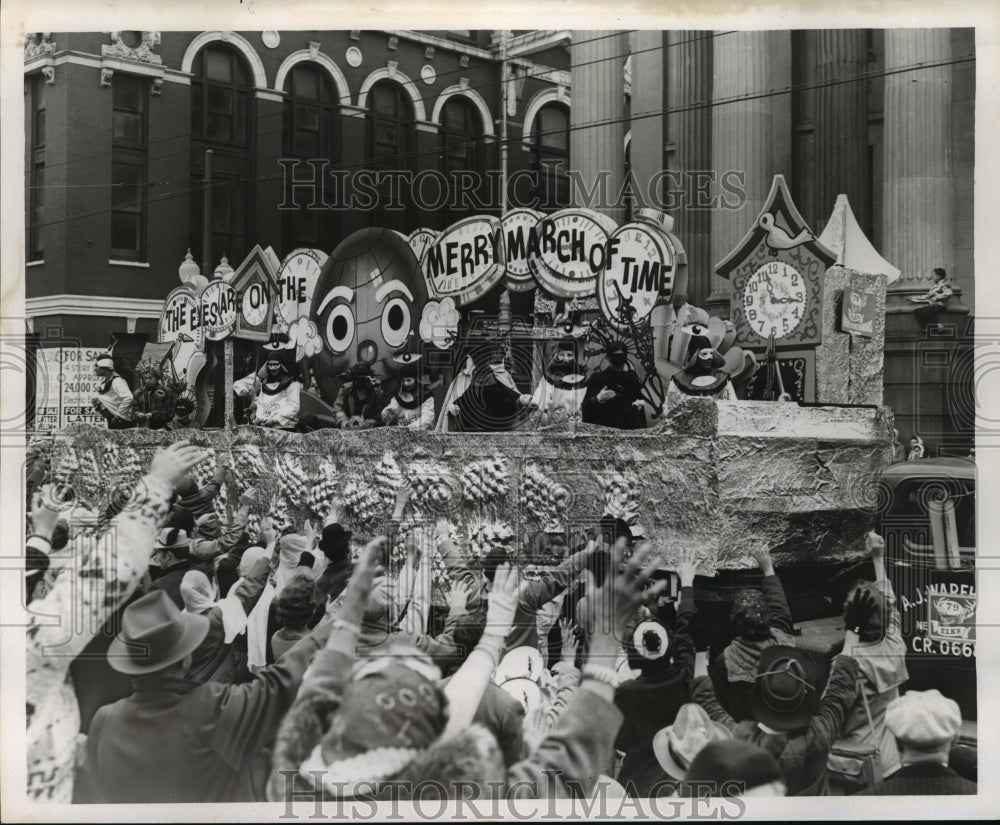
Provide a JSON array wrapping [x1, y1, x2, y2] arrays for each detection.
[[365, 81, 414, 231], [532, 102, 570, 211], [282, 63, 338, 252], [439, 95, 485, 224], [190, 44, 252, 266]]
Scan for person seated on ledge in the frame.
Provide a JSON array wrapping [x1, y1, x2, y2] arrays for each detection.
[[380, 361, 434, 430], [333, 363, 384, 430], [581, 341, 645, 430], [910, 267, 954, 330], [233, 347, 301, 431]]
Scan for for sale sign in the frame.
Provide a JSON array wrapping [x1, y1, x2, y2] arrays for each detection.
[[33, 347, 108, 430]]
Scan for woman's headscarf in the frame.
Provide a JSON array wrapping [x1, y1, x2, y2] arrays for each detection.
[[180, 569, 248, 644]]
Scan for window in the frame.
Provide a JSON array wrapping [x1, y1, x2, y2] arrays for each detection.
[[439, 95, 485, 223], [111, 74, 148, 260], [190, 45, 251, 266], [532, 102, 570, 211], [365, 81, 414, 231], [26, 74, 46, 261], [282, 64, 338, 251]]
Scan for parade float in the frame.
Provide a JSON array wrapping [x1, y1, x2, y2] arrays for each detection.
[[33, 177, 897, 596]]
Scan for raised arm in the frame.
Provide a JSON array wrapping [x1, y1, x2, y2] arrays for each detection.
[[265, 536, 385, 801], [509, 538, 668, 798], [518, 540, 599, 614], [27, 444, 206, 693], [670, 545, 699, 681], [752, 543, 795, 634], [442, 563, 519, 735]]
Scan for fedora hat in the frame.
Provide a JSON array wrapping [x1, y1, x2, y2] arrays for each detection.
[[107, 590, 210, 675], [751, 645, 820, 732], [653, 703, 732, 779], [154, 526, 192, 557]]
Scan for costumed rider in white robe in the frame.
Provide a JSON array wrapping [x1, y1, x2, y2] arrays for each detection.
[[233, 340, 301, 430], [665, 334, 736, 410], [528, 337, 588, 428], [435, 345, 536, 432], [91, 354, 135, 429]]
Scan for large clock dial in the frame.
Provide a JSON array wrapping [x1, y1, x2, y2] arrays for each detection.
[[743, 261, 807, 340]]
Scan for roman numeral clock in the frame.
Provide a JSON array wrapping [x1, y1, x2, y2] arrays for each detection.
[[715, 175, 837, 402]]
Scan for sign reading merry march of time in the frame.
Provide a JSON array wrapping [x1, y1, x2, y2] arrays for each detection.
[[743, 261, 807, 340]]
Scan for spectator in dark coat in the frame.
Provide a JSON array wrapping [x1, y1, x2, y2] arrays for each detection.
[[170, 458, 228, 522], [144, 527, 214, 609], [708, 545, 796, 722], [614, 545, 698, 798], [855, 689, 976, 796], [693, 644, 861, 796], [82, 588, 335, 803]]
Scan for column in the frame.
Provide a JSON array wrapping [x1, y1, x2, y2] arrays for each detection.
[[882, 29, 953, 296], [708, 30, 792, 315], [667, 30, 713, 306], [570, 30, 629, 223], [814, 29, 869, 235], [628, 30, 664, 212]]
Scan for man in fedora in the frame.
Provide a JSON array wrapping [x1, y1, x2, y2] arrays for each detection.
[[144, 526, 215, 609], [649, 703, 732, 796], [82, 576, 345, 802], [691, 643, 862, 796]]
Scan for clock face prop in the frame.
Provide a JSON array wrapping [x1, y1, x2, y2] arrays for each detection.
[[715, 175, 836, 351], [743, 261, 807, 340]]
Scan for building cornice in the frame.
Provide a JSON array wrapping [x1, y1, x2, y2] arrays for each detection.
[[385, 30, 494, 60], [26, 294, 164, 319]]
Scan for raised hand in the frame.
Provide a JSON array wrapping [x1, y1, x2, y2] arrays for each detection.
[[447, 580, 472, 615], [29, 487, 60, 538], [676, 545, 698, 588], [149, 440, 208, 487], [259, 516, 276, 546], [337, 536, 387, 629], [750, 542, 775, 576], [559, 617, 579, 663], [580, 540, 668, 659], [844, 586, 878, 634], [865, 530, 885, 562], [483, 562, 519, 639]]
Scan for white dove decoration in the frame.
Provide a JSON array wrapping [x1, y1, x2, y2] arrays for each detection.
[[758, 213, 814, 251]]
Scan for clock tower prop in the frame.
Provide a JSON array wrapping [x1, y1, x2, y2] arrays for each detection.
[[715, 175, 837, 402]]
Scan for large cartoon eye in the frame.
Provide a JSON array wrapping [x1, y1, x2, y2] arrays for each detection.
[[381, 297, 411, 349], [325, 304, 355, 354]]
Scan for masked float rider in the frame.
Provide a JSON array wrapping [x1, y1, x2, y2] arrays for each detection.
[[581, 341, 645, 430], [438, 344, 536, 433], [233, 343, 302, 430], [132, 368, 176, 430], [528, 338, 589, 428], [380, 360, 434, 430], [665, 334, 736, 410], [333, 363, 384, 430]]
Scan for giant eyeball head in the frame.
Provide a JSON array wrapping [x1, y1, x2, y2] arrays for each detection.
[[309, 228, 429, 403]]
